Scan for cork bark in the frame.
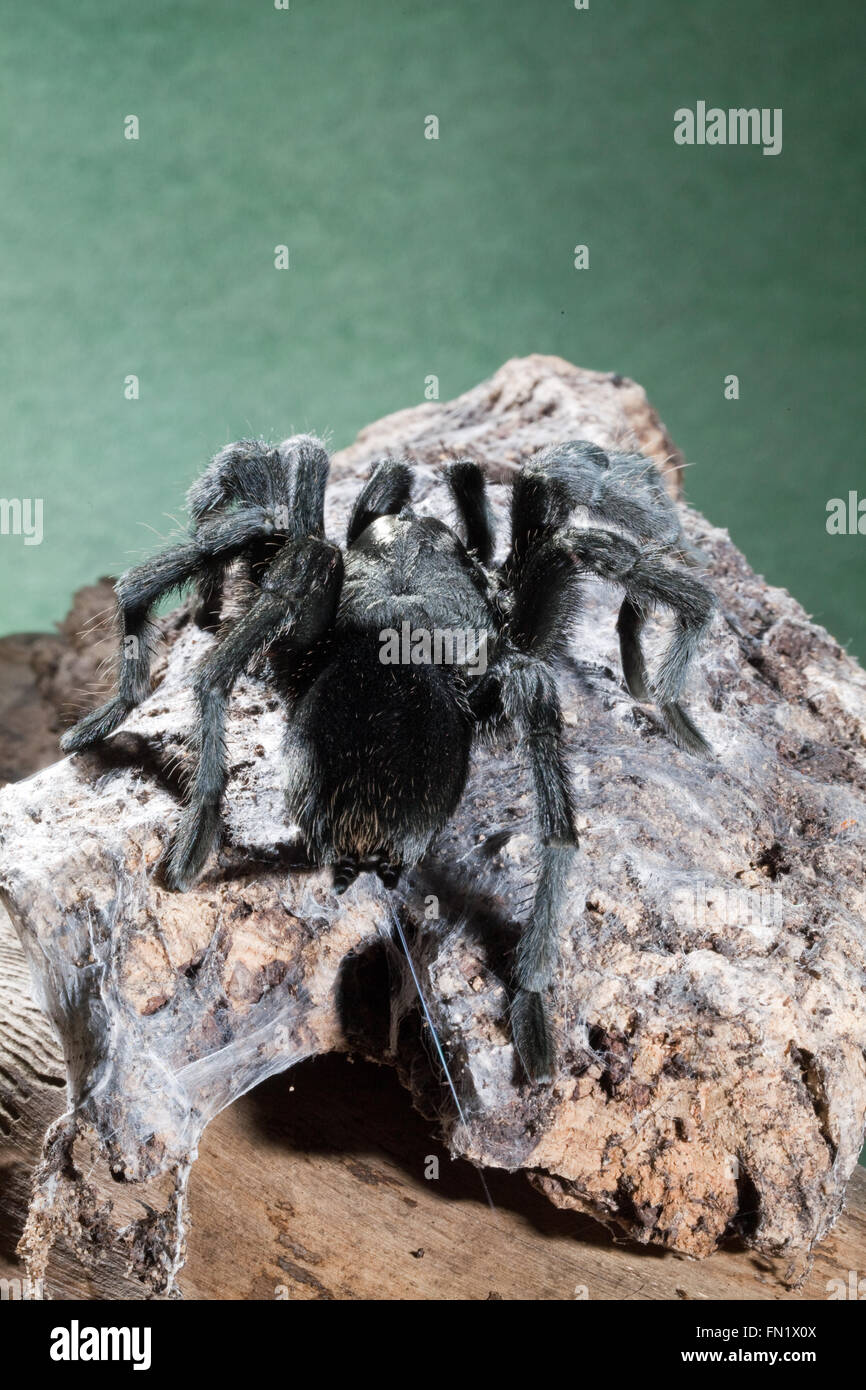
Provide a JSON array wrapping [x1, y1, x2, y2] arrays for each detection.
[[1, 355, 864, 1296]]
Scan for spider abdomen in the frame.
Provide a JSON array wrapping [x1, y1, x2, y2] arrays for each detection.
[[281, 632, 473, 865]]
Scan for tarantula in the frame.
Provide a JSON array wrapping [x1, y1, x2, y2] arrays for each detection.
[[61, 435, 714, 1083]]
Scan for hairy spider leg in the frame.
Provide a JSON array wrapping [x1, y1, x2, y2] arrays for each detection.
[[444, 459, 496, 565], [61, 437, 332, 754], [553, 526, 715, 755], [187, 435, 331, 629], [509, 440, 683, 566], [470, 540, 584, 1084], [508, 441, 694, 682], [59, 507, 290, 753], [508, 448, 713, 754], [346, 458, 414, 545], [164, 536, 344, 891], [187, 434, 329, 531]]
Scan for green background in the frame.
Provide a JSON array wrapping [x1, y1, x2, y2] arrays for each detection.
[[0, 0, 863, 649]]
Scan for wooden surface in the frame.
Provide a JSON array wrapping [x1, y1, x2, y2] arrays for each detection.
[[1, 903, 864, 1300]]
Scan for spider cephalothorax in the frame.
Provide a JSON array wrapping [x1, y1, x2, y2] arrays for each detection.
[[61, 435, 715, 1083]]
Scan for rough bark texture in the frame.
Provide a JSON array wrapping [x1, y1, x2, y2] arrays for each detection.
[[0, 355, 864, 1297]]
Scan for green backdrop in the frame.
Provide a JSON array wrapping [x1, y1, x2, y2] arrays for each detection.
[[1, 0, 863, 651]]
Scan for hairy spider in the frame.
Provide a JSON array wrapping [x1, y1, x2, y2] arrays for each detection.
[[61, 435, 714, 1083]]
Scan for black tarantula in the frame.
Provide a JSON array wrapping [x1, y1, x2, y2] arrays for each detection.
[[61, 435, 714, 1083]]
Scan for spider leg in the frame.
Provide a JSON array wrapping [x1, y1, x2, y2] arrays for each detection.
[[494, 656, 578, 1084], [550, 526, 715, 755], [346, 458, 413, 545], [483, 547, 583, 1083], [444, 459, 495, 564], [508, 440, 684, 578], [187, 434, 329, 533], [60, 506, 291, 753], [508, 442, 708, 726], [164, 536, 343, 891], [188, 435, 331, 628], [496, 516, 712, 1080], [616, 596, 651, 701], [193, 563, 227, 633], [507, 528, 583, 663]]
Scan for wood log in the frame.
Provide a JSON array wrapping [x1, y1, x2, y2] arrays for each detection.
[[1, 355, 864, 1300]]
